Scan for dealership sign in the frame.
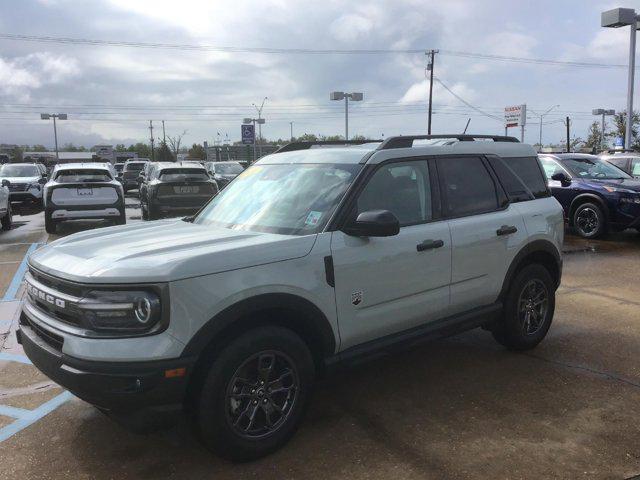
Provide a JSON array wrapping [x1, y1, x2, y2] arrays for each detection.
[[505, 104, 526, 128]]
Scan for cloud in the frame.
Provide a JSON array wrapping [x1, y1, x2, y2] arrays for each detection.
[[329, 14, 375, 42], [0, 52, 79, 99]]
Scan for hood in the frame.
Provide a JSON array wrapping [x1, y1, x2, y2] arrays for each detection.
[[29, 220, 317, 283], [582, 178, 640, 192], [0, 176, 40, 184]]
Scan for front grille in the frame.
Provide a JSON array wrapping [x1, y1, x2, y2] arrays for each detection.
[[25, 269, 85, 328], [20, 313, 64, 351], [8, 183, 29, 192]]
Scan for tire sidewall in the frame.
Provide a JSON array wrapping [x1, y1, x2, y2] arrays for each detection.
[[197, 326, 315, 462], [501, 264, 555, 350], [573, 202, 605, 238]]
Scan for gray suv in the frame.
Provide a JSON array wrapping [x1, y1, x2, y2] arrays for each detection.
[[18, 135, 563, 461]]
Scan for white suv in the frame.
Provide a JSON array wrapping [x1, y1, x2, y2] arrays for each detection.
[[18, 135, 564, 461]]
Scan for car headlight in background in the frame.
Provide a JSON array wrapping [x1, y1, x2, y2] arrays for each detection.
[[77, 290, 162, 333]]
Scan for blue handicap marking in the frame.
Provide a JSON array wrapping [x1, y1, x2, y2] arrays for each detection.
[[1, 242, 40, 302], [0, 353, 73, 443]]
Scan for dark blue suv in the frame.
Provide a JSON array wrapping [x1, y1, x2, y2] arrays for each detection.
[[538, 153, 640, 238]]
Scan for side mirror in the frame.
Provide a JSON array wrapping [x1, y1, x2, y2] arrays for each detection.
[[343, 210, 400, 237], [1, 179, 9, 188], [551, 172, 571, 185], [38, 177, 47, 185]]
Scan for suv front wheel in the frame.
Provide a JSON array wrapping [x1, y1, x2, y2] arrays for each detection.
[[492, 264, 555, 351], [196, 326, 315, 462], [573, 202, 605, 238]]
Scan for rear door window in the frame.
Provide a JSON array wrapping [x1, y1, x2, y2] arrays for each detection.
[[437, 157, 499, 217], [502, 156, 550, 198], [631, 159, 640, 176]]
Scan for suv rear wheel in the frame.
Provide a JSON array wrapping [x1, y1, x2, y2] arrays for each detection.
[[492, 264, 555, 351], [44, 213, 56, 234], [1, 205, 12, 231], [573, 202, 605, 238], [196, 326, 314, 462]]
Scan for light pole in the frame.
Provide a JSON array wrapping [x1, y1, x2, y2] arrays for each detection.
[[535, 104, 559, 146], [289, 122, 294, 141], [602, 8, 640, 149], [252, 97, 267, 156], [243, 117, 265, 163], [592, 108, 616, 151], [330, 91, 363, 140], [40, 113, 67, 160]]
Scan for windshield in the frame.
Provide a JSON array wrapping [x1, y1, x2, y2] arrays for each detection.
[[0, 164, 40, 177], [562, 157, 631, 180], [55, 169, 112, 182], [124, 162, 146, 172], [215, 163, 243, 174], [194, 163, 361, 235], [159, 168, 209, 181]]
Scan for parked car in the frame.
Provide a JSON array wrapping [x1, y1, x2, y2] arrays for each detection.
[[0, 181, 11, 231], [114, 162, 125, 176], [140, 162, 218, 220], [539, 153, 640, 238], [120, 159, 149, 193], [18, 135, 563, 461], [0, 163, 47, 208], [600, 152, 640, 178], [43, 162, 126, 234], [204, 161, 244, 189]]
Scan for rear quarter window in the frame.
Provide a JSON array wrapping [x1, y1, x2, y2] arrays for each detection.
[[502, 156, 550, 199]]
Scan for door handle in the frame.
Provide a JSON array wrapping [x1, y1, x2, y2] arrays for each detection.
[[417, 239, 444, 252], [496, 225, 518, 236]]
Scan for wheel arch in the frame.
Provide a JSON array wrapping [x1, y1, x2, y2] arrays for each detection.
[[568, 193, 609, 226], [498, 240, 562, 301], [182, 293, 337, 404]]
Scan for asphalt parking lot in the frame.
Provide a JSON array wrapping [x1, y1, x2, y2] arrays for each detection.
[[1, 195, 639, 480]]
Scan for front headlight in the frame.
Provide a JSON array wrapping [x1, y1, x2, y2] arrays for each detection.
[[603, 185, 636, 194], [78, 290, 162, 333], [620, 196, 640, 204]]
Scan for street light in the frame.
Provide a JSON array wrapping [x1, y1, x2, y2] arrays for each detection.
[[535, 104, 560, 146], [602, 8, 640, 149], [592, 108, 616, 151], [40, 113, 67, 160], [243, 117, 265, 163], [330, 91, 363, 140]]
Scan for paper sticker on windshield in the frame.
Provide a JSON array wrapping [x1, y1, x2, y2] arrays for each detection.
[[305, 211, 322, 226]]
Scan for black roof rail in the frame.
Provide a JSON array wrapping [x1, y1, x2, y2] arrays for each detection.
[[274, 139, 383, 153], [377, 134, 520, 150]]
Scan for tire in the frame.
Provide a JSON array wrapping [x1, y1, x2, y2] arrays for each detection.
[[196, 326, 315, 462], [141, 203, 149, 221], [114, 211, 126, 225], [148, 205, 159, 221], [44, 214, 56, 234], [1, 204, 12, 231], [573, 202, 606, 238], [492, 264, 555, 351]]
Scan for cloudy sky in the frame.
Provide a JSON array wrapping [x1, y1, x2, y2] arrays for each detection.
[[0, 0, 639, 149]]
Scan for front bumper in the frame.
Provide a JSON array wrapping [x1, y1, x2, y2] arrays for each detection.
[[17, 316, 194, 414], [46, 199, 124, 222]]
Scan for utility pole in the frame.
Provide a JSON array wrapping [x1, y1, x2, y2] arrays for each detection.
[[426, 49, 438, 135], [289, 122, 294, 141], [149, 120, 155, 162], [565, 116, 571, 153], [253, 97, 267, 157], [162, 120, 166, 144]]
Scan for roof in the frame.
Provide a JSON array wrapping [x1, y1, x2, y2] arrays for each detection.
[[258, 140, 536, 165], [52, 162, 111, 171], [538, 153, 599, 160]]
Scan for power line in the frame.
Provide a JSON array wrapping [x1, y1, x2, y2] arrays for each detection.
[[433, 77, 504, 123], [0, 33, 634, 69]]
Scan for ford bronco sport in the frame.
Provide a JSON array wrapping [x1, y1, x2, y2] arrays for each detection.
[[18, 135, 563, 461]]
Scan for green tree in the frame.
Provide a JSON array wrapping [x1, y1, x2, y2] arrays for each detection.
[[127, 143, 152, 158], [114, 144, 127, 152], [188, 143, 206, 160], [156, 141, 174, 162], [29, 144, 48, 152], [607, 111, 640, 149], [584, 122, 604, 152]]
